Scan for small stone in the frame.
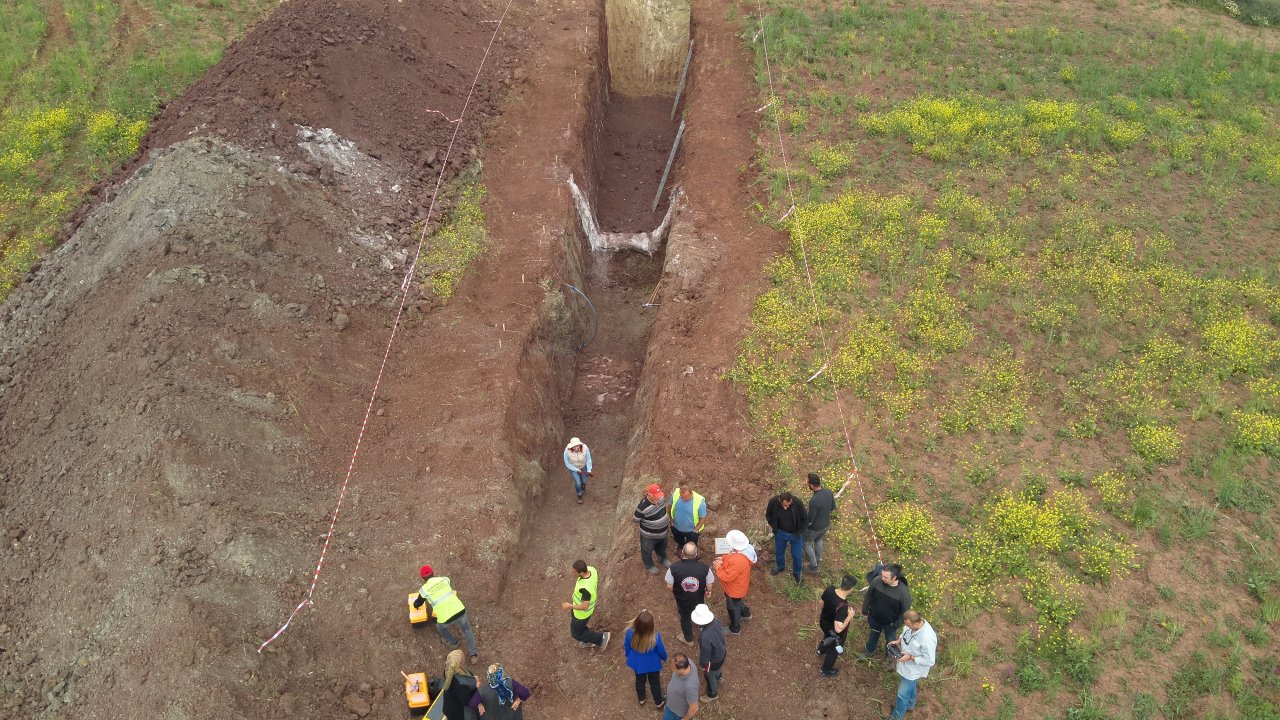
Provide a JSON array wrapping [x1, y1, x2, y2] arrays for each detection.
[[333, 312, 350, 331]]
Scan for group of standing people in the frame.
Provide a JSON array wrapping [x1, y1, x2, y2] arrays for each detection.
[[408, 439, 937, 718], [764, 472, 835, 582]]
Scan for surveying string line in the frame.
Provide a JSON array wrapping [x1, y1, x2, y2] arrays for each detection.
[[258, 0, 519, 653], [751, 2, 883, 563]]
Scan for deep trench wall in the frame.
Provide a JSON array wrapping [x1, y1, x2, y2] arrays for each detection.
[[605, 0, 691, 96], [497, 4, 611, 588]]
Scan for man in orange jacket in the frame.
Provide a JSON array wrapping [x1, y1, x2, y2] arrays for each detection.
[[711, 529, 755, 634]]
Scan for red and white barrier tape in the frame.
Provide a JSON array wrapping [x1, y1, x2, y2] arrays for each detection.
[[258, 0, 518, 652], [751, 2, 882, 563]]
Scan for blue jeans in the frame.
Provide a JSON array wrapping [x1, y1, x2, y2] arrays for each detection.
[[437, 611, 478, 657], [865, 616, 901, 655], [662, 709, 681, 720], [570, 469, 588, 497], [891, 675, 919, 719], [774, 530, 803, 575]]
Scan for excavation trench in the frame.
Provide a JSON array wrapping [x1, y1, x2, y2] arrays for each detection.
[[486, 89, 682, 685]]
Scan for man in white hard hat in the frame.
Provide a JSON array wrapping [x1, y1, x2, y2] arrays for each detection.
[[692, 604, 727, 702], [711, 530, 755, 635]]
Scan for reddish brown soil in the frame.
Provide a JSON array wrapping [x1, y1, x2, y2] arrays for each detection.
[[595, 95, 680, 232]]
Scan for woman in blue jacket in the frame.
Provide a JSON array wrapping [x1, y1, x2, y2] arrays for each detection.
[[624, 609, 667, 707]]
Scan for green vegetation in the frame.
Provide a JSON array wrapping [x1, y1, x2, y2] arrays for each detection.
[[1178, 0, 1280, 27], [0, 0, 276, 298], [416, 170, 487, 302], [736, 0, 1280, 716]]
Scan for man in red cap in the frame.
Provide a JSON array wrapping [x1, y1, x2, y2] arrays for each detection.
[[413, 565, 478, 660], [633, 481, 672, 575]]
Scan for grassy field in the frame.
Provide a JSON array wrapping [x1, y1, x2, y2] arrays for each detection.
[[0, 0, 277, 298], [732, 0, 1280, 717]]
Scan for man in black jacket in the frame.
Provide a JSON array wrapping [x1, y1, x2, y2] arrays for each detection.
[[860, 563, 912, 658], [666, 542, 716, 646], [765, 491, 808, 582]]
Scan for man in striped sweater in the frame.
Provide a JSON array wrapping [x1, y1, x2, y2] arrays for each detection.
[[634, 483, 672, 574]]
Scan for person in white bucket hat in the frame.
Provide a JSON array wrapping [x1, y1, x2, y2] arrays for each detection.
[[712, 530, 755, 635], [691, 603, 727, 702], [562, 437, 593, 504]]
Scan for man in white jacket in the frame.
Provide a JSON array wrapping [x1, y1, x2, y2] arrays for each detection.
[[887, 610, 936, 720]]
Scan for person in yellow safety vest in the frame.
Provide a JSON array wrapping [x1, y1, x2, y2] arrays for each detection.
[[414, 565, 478, 660], [670, 486, 709, 548], [560, 559, 611, 651]]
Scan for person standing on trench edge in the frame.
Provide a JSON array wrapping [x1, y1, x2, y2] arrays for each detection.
[[562, 559, 611, 651], [666, 542, 715, 646], [563, 437, 593, 504], [765, 491, 808, 582], [670, 485, 709, 547], [634, 482, 673, 574], [692, 603, 727, 702], [711, 529, 755, 635]]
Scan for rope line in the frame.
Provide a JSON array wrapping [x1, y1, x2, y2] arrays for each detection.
[[561, 282, 599, 349], [752, 3, 883, 564], [258, 0, 518, 652]]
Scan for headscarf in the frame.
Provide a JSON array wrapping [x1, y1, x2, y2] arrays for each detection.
[[443, 650, 471, 689], [487, 663, 515, 706]]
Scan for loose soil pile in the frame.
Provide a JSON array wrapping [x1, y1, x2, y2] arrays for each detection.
[[0, 0, 539, 717]]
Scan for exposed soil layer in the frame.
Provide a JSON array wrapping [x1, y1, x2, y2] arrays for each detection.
[[61, 0, 525, 247], [594, 95, 679, 232]]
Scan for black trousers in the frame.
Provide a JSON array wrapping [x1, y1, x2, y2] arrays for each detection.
[[672, 528, 700, 549], [634, 671, 662, 702], [726, 595, 751, 632], [571, 615, 604, 646], [821, 628, 848, 672], [677, 603, 699, 642]]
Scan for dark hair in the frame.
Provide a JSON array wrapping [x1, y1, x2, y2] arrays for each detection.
[[807, 472, 822, 487], [883, 563, 903, 580], [779, 491, 794, 502], [572, 559, 588, 574], [840, 574, 858, 590], [673, 653, 690, 669]]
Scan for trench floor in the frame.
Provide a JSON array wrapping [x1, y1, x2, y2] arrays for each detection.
[[483, 249, 659, 696]]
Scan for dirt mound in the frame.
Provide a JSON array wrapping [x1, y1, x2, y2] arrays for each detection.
[[0, 0, 542, 717], [60, 0, 523, 248]]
